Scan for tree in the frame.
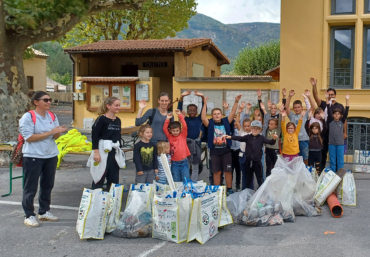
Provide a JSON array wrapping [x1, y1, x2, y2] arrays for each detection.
[[59, 0, 197, 48], [0, 0, 145, 149], [234, 40, 280, 76]]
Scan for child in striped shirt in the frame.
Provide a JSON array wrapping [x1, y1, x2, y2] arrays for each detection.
[[157, 141, 171, 184]]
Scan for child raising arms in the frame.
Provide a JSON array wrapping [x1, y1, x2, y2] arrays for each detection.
[[281, 109, 306, 161], [133, 124, 158, 184], [163, 109, 191, 182]]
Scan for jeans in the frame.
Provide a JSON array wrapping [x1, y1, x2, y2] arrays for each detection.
[[22, 156, 58, 218], [172, 158, 190, 182], [329, 144, 344, 172], [299, 140, 309, 160]]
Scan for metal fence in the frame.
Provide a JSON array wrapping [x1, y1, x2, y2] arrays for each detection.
[[344, 120, 370, 171]]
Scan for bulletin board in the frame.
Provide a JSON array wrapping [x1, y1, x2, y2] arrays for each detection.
[[225, 90, 269, 112], [181, 89, 223, 115], [87, 82, 136, 112]]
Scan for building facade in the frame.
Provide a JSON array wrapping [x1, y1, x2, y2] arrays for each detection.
[[281, 0, 370, 119], [23, 48, 48, 92]]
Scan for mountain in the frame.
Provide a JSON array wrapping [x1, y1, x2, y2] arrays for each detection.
[[175, 13, 280, 73]]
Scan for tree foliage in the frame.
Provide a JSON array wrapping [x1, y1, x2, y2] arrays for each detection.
[[234, 40, 280, 76], [59, 0, 197, 47]]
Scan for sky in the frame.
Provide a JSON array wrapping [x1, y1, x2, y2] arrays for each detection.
[[196, 0, 281, 24]]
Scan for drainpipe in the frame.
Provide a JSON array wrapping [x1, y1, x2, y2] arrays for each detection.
[[69, 54, 75, 121], [186, 56, 188, 77]]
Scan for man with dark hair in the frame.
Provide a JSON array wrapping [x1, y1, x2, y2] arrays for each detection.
[[310, 77, 346, 171], [177, 90, 206, 181]]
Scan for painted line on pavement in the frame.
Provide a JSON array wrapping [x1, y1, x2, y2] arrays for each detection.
[[137, 241, 166, 257], [0, 200, 79, 210]]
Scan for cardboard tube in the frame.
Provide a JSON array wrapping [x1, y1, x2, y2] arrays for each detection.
[[327, 193, 343, 218]]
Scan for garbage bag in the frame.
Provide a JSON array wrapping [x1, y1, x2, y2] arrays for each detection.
[[112, 190, 152, 238], [275, 157, 319, 217], [226, 189, 254, 223], [76, 188, 109, 239], [314, 168, 342, 205], [105, 184, 124, 233], [336, 170, 357, 206]]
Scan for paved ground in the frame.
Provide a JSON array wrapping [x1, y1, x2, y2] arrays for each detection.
[[0, 105, 369, 257]]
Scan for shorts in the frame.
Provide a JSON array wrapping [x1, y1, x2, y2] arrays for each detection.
[[210, 152, 232, 173], [298, 140, 309, 160]]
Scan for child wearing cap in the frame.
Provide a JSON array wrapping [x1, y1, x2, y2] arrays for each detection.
[[224, 120, 277, 190]]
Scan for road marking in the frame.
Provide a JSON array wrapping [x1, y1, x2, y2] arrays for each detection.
[[0, 200, 79, 211], [137, 241, 166, 257]]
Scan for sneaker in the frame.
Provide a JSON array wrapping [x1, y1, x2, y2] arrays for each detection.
[[226, 189, 234, 196], [38, 211, 59, 221], [24, 216, 39, 227]]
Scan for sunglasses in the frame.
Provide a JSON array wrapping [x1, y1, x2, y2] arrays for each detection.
[[38, 98, 52, 103]]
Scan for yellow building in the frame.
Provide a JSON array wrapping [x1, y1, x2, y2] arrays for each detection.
[[281, 0, 370, 119], [65, 39, 280, 129], [23, 48, 48, 92]]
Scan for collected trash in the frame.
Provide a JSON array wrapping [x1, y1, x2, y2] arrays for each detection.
[[226, 189, 254, 222], [314, 168, 346, 205], [76, 188, 109, 239], [187, 191, 219, 244], [336, 169, 357, 206], [327, 192, 343, 218], [106, 184, 124, 233], [112, 190, 152, 238]]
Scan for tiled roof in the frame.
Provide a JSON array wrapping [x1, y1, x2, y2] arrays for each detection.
[[64, 39, 229, 64], [78, 77, 139, 83], [264, 65, 280, 75]]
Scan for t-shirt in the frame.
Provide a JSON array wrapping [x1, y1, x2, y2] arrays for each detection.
[[210, 122, 230, 155], [178, 101, 204, 140], [327, 106, 349, 145], [133, 141, 158, 172], [135, 108, 174, 142], [91, 115, 121, 149], [288, 111, 309, 141], [19, 111, 60, 159]]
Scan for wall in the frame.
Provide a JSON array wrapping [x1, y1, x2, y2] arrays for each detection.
[[174, 47, 221, 77], [72, 77, 160, 129], [48, 92, 72, 102], [172, 79, 280, 118], [281, 0, 370, 118], [23, 57, 47, 91]]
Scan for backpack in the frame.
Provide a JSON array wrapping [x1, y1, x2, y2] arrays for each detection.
[[11, 110, 56, 166]]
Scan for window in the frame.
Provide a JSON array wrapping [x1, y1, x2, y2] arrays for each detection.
[[192, 63, 204, 77], [87, 82, 136, 112], [329, 26, 355, 88], [366, 0, 370, 13], [331, 0, 356, 15], [27, 76, 34, 90], [363, 26, 370, 87]]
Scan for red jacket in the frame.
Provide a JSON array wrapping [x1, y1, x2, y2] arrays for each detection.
[[163, 114, 190, 161]]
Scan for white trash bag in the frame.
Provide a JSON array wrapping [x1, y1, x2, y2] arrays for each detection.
[[187, 191, 219, 244], [105, 184, 124, 233], [205, 185, 233, 227], [152, 192, 192, 244], [336, 170, 357, 206], [76, 188, 110, 239]]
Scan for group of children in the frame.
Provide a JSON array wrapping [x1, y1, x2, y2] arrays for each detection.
[[133, 87, 350, 196]]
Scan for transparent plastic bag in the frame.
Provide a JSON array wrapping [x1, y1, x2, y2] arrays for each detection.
[[112, 190, 152, 238], [226, 189, 254, 223]]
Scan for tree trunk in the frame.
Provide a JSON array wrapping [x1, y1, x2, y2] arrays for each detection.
[[0, 37, 29, 164]]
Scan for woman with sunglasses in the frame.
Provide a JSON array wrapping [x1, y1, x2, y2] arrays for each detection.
[[19, 91, 68, 227]]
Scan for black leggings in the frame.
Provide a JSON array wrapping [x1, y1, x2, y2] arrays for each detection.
[[231, 149, 241, 187], [245, 160, 263, 190], [91, 150, 120, 191], [309, 150, 322, 174], [265, 148, 278, 177]]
